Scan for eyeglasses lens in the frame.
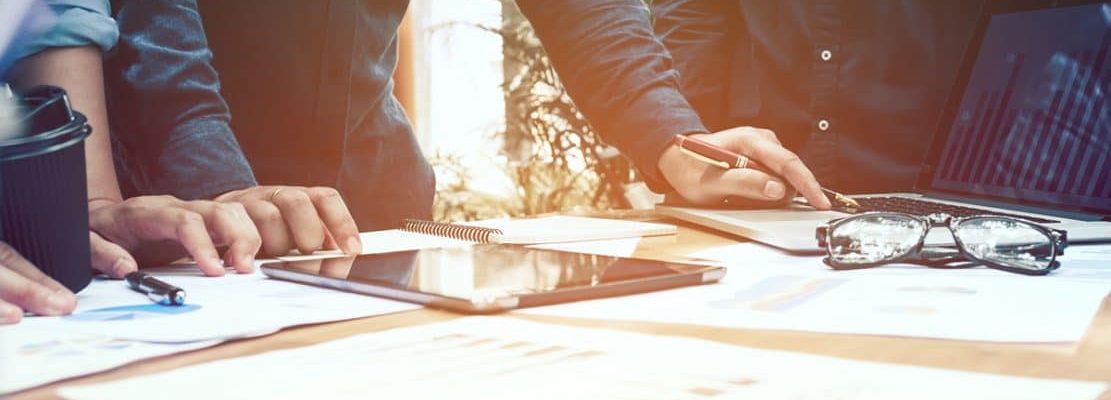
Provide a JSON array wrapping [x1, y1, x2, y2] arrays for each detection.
[[953, 217, 1056, 272], [828, 214, 925, 264]]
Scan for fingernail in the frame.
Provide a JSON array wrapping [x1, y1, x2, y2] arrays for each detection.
[[238, 255, 256, 273], [112, 257, 137, 277], [346, 237, 363, 254], [209, 257, 226, 276], [763, 181, 786, 199], [47, 292, 74, 314], [0, 303, 21, 323]]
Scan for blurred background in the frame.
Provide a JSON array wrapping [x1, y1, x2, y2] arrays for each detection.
[[395, 0, 658, 222]]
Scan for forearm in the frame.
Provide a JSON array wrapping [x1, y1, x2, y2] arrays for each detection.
[[515, 0, 709, 193], [7, 46, 122, 205]]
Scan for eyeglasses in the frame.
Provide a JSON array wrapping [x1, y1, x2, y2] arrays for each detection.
[[816, 212, 1067, 275]]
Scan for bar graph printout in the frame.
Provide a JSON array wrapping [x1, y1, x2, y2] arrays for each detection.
[[520, 263, 1109, 343], [59, 318, 1107, 400]]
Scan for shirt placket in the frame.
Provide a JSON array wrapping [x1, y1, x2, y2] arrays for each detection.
[[804, 0, 842, 188]]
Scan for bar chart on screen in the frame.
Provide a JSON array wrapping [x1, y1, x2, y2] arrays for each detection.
[[934, 5, 1111, 205]]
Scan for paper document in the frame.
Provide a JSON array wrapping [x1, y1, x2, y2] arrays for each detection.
[[58, 318, 1108, 400], [0, 328, 217, 395], [16, 265, 421, 343], [521, 266, 1109, 342], [463, 215, 675, 244], [526, 237, 644, 257], [0, 232, 428, 393], [691, 242, 1111, 286]]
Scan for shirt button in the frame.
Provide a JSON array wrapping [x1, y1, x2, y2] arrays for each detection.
[[819, 49, 833, 61], [817, 119, 831, 132]]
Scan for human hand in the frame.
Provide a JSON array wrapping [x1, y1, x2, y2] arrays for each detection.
[[89, 196, 262, 276], [0, 241, 77, 324], [213, 186, 361, 257], [657, 127, 831, 209]]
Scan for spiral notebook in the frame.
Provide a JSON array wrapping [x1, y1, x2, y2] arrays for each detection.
[[400, 216, 677, 245]]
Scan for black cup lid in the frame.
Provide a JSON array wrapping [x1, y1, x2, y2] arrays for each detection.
[[0, 85, 90, 162]]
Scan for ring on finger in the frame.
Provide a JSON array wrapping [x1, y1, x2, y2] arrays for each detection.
[[268, 188, 285, 202]]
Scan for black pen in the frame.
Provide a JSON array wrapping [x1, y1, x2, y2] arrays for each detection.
[[124, 271, 187, 306]]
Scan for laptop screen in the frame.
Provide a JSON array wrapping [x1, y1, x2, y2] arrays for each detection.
[[927, 2, 1111, 214]]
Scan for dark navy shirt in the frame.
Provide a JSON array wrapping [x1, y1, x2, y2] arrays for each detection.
[[653, 0, 985, 193], [106, 0, 706, 229]]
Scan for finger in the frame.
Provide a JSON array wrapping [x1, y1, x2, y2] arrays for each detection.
[[735, 127, 781, 146], [322, 230, 339, 252], [707, 167, 789, 201], [89, 231, 138, 278], [184, 201, 261, 273], [270, 189, 327, 254], [307, 187, 361, 254], [0, 299, 23, 324], [0, 242, 72, 295], [0, 262, 76, 317], [242, 199, 295, 256], [742, 140, 831, 209], [128, 208, 225, 276]]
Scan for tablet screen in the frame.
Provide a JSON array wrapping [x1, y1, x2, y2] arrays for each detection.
[[263, 245, 720, 303]]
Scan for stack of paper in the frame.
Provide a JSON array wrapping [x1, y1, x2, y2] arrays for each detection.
[[58, 318, 1108, 400]]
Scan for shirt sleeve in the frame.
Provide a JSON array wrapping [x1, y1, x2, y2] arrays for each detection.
[[105, 0, 257, 200], [651, 0, 740, 132], [13, 0, 119, 60], [514, 0, 710, 193]]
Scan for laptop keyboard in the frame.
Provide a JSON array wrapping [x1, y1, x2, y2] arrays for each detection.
[[839, 196, 1059, 224]]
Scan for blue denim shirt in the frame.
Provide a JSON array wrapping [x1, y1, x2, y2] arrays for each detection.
[[107, 0, 707, 229], [106, 0, 257, 202], [653, 0, 984, 193]]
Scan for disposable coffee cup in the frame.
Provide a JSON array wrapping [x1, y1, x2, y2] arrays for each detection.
[[0, 86, 92, 293]]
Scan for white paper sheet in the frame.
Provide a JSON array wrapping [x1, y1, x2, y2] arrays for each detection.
[[690, 242, 1111, 285], [0, 230, 434, 393], [0, 328, 217, 395], [15, 265, 421, 343], [58, 317, 1108, 400], [527, 237, 643, 257], [520, 264, 1109, 342]]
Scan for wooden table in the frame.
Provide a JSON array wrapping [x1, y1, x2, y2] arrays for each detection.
[[13, 219, 1111, 399]]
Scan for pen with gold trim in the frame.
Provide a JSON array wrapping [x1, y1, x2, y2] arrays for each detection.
[[672, 135, 860, 208]]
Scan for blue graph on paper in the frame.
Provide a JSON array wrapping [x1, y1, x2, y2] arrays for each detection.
[[64, 304, 201, 322]]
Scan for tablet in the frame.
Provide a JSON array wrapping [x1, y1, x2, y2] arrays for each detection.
[[259, 245, 725, 313]]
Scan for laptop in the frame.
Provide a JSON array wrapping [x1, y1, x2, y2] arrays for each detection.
[[658, 0, 1111, 253]]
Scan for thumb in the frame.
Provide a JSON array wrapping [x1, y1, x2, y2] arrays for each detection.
[[90, 231, 138, 278]]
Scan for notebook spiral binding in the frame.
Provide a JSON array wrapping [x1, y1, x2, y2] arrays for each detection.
[[401, 219, 504, 243]]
